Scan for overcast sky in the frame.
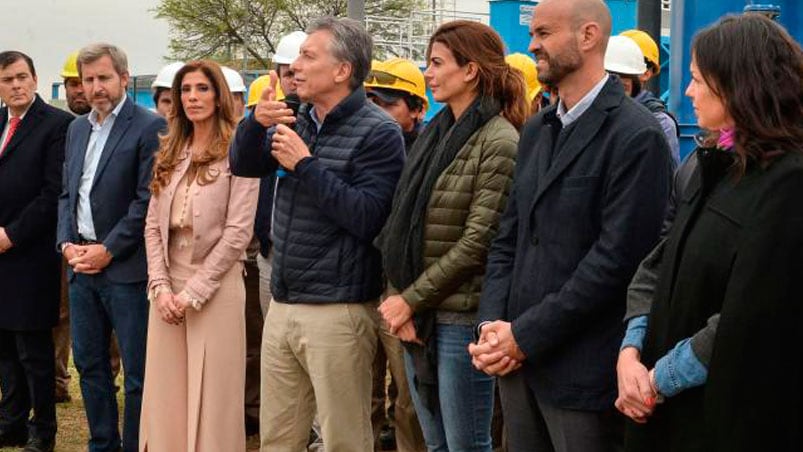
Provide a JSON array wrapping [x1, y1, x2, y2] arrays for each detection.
[[5, 0, 490, 101]]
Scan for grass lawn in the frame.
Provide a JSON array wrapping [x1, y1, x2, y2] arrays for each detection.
[[0, 358, 121, 452], [0, 359, 262, 452]]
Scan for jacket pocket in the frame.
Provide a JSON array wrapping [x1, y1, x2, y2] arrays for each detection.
[[562, 175, 599, 190]]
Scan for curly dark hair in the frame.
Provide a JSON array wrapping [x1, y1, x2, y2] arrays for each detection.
[[692, 14, 803, 172]]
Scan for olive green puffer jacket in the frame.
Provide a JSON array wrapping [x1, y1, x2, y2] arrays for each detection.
[[401, 115, 519, 313]]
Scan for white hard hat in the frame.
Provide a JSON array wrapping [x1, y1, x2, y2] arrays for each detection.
[[273, 31, 308, 65], [152, 62, 185, 90], [604, 36, 647, 76], [222, 66, 246, 93]]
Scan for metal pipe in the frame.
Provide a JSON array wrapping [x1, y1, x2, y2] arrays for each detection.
[[348, 0, 365, 22], [637, 0, 663, 94]]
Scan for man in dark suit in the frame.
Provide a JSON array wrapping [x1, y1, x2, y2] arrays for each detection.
[[469, 1, 672, 451], [0, 50, 73, 452], [57, 43, 164, 452]]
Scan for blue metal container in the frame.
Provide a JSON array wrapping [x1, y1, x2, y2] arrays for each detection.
[[669, 0, 744, 160], [490, 0, 538, 54], [745, 2, 803, 43], [607, 0, 638, 34]]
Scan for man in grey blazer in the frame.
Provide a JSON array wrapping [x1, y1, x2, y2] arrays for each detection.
[[57, 43, 165, 452]]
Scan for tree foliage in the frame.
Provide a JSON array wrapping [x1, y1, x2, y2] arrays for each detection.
[[154, 0, 424, 69]]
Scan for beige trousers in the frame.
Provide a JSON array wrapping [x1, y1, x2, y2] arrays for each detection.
[[259, 300, 377, 452], [139, 259, 247, 452]]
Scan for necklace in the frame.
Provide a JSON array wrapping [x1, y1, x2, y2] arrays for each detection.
[[176, 163, 198, 248]]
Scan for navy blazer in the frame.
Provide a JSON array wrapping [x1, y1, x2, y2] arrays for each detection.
[[57, 96, 165, 284], [0, 95, 72, 330], [478, 78, 672, 410]]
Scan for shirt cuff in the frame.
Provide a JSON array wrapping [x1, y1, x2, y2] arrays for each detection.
[[621, 315, 648, 351], [653, 337, 709, 397], [476, 321, 493, 341]]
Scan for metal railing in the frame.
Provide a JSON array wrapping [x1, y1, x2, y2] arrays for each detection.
[[366, 9, 489, 64]]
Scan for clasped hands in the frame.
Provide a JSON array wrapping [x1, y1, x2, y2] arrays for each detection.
[[0, 227, 13, 254], [154, 291, 192, 326], [252, 70, 309, 172], [63, 243, 112, 274], [614, 347, 660, 423], [468, 321, 526, 376]]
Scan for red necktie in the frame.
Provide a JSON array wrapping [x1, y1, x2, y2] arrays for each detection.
[[0, 117, 21, 155]]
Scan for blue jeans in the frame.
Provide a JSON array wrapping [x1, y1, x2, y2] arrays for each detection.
[[404, 323, 494, 452], [70, 273, 148, 452]]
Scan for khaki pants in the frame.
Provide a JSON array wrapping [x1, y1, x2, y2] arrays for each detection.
[[260, 300, 377, 452]]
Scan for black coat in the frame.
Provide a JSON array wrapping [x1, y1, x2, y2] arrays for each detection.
[[478, 78, 672, 410], [0, 95, 73, 331], [628, 149, 803, 452]]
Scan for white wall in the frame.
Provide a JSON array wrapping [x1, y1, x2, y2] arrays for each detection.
[[2, 0, 170, 99], [455, 0, 490, 14]]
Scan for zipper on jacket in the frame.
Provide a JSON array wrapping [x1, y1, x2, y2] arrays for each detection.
[[277, 123, 319, 301]]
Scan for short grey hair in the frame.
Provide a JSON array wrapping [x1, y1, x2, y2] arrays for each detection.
[[307, 17, 372, 91], [77, 43, 128, 77]]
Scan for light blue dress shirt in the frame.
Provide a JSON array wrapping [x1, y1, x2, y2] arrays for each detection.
[[556, 74, 610, 127], [76, 95, 127, 240]]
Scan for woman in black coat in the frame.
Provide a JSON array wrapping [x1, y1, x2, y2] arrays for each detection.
[[615, 14, 803, 452]]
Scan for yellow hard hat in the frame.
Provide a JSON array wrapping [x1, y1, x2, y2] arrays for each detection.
[[620, 29, 660, 74], [365, 58, 427, 108], [61, 51, 80, 79], [247, 75, 272, 107], [505, 53, 541, 103]]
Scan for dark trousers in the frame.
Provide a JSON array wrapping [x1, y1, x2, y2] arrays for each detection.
[[70, 273, 148, 452], [498, 371, 623, 452], [244, 259, 264, 436], [0, 329, 56, 441]]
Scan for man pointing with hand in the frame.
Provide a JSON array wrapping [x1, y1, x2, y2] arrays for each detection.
[[230, 17, 405, 450]]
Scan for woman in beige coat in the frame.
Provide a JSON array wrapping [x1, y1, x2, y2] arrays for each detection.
[[140, 60, 258, 451]]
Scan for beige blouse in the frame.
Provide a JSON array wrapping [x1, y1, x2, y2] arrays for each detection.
[[169, 167, 196, 231]]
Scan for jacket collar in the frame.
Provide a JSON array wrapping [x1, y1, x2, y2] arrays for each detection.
[[300, 86, 368, 128], [529, 77, 626, 211], [0, 94, 46, 161]]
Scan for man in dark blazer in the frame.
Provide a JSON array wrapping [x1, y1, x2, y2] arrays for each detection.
[[0, 51, 73, 452], [57, 43, 164, 452], [469, 0, 672, 451]]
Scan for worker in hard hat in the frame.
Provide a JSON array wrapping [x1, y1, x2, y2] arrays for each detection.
[[246, 75, 271, 114], [620, 29, 661, 85], [506, 52, 544, 115], [60, 51, 90, 115], [273, 31, 307, 100], [240, 31, 310, 448], [151, 61, 184, 117], [365, 58, 427, 151], [363, 57, 428, 452], [222, 66, 247, 119], [605, 35, 680, 167], [249, 29, 309, 369]]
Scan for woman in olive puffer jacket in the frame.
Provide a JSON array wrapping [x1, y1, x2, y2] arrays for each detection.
[[376, 20, 529, 451]]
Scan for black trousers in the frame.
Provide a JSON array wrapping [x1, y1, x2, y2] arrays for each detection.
[[0, 329, 56, 440], [244, 259, 264, 435], [498, 370, 623, 452]]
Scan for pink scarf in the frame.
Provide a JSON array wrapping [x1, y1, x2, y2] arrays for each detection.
[[717, 128, 735, 150]]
